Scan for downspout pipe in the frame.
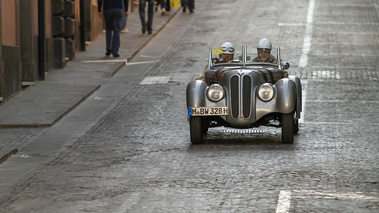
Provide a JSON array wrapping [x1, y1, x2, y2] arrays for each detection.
[[80, 0, 86, 51], [38, 0, 45, 80]]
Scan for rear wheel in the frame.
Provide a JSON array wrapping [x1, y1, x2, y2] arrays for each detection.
[[190, 117, 203, 144], [282, 113, 294, 144]]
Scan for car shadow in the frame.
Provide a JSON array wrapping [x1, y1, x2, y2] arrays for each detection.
[[186, 128, 298, 151]]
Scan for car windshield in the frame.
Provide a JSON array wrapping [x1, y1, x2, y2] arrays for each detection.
[[208, 45, 280, 68]]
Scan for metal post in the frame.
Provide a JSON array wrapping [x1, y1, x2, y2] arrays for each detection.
[[242, 45, 247, 68], [208, 48, 213, 70], [277, 48, 282, 70]]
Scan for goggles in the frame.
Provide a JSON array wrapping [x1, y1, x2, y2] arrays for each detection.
[[258, 49, 271, 54], [221, 46, 235, 53]]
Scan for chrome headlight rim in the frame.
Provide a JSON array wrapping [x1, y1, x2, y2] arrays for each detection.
[[258, 83, 275, 102], [207, 84, 224, 102]]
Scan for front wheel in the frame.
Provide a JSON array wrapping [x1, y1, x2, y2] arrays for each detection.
[[190, 117, 203, 144], [282, 113, 294, 144]]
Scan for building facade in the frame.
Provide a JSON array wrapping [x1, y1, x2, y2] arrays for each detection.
[[0, 0, 103, 104]]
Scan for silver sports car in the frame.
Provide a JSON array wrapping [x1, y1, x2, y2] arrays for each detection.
[[186, 45, 302, 144]]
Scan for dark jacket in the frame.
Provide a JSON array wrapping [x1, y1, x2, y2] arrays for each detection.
[[252, 55, 278, 64], [98, 0, 129, 12]]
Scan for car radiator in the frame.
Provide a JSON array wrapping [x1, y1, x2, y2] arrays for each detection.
[[230, 75, 252, 119]]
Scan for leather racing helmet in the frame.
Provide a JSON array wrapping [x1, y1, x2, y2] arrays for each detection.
[[220, 42, 235, 55], [257, 38, 272, 50], [220, 42, 234, 62], [257, 38, 272, 59]]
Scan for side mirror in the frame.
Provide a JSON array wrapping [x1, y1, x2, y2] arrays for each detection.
[[283, 62, 290, 69]]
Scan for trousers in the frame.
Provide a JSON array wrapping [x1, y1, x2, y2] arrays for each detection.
[[181, 0, 194, 10], [139, 0, 154, 32], [103, 8, 123, 55]]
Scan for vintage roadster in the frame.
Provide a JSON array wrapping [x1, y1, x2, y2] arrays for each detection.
[[186, 45, 302, 144]]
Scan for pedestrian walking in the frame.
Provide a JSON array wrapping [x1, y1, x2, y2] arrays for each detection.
[[139, 0, 154, 34], [181, 0, 194, 13], [155, 0, 159, 11], [121, 0, 129, 33], [98, 0, 129, 57], [160, 0, 171, 15]]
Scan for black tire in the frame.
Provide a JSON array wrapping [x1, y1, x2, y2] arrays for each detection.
[[282, 113, 294, 144], [190, 117, 203, 144], [294, 119, 299, 134]]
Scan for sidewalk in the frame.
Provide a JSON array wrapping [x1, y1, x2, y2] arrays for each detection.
[[0, 7, 180, 163]]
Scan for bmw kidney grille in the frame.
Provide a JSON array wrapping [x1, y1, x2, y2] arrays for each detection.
[[230, 75, 252, 119]]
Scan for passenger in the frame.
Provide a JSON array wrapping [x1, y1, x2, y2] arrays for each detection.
[[219, 42, 235, 62], [198, 42, 234, 80], [252, 38, 277, 64]]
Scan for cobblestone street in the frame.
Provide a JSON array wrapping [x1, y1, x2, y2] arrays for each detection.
[[0, 0, 378, 212]]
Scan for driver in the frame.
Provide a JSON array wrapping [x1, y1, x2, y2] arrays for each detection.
[[219, 42, 235, 62], [252, 38, 277, 64]]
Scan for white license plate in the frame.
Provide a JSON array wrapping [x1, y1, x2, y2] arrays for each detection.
[[188, 107, 228, 116]]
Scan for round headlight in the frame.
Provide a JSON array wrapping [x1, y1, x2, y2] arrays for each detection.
[[207, 84, 224, 102], [258, 83, 274, 101]]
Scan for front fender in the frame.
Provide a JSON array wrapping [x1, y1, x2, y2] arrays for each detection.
[[275, 78, 297, 113], [186, 80, 208, 107], [288, 75, 302, 119], [256, 78, 297, 121]]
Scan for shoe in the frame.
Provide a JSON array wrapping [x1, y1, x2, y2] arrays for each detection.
[[113, 54, 120, 57], [182, 7, 186, 13], [121, 28, 129, 33], [190, 9, 194, 13], [142, 22, 147, 34], [148, 30, 152, 34], [161, 8, 166, 15], [105, 50, 111, 56], [166, 11, 170, 15]]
